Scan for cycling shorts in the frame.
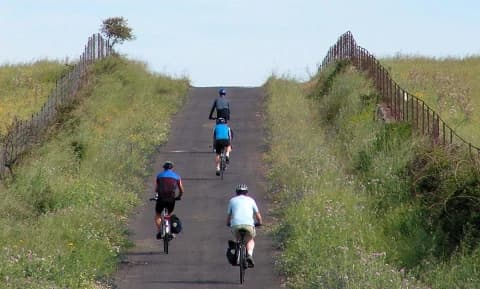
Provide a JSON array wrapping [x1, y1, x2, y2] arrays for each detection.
[[155, 198, 176, 215], [216, 108, 230, 121], [215, 139, 230, 155], [231, 224, 256, 240]]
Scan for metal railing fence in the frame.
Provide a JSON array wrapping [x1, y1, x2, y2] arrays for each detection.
[[320, 31, 480, 157], [0, 33, 111, 178]]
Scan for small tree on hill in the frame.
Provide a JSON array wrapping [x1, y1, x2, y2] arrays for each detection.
[[100, 17, 135, 49]]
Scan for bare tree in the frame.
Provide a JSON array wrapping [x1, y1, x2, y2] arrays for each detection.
[[100, 17, 135, 49]]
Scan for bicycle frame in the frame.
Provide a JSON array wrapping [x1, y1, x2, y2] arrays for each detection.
[[161, 208, 171, 254]]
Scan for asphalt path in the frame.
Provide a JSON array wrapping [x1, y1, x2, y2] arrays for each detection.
[[114, 87, 282, 289]]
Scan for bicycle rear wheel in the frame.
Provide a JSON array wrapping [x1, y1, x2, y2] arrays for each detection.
[[220, 151, 226, 180], [162, 211, 169, 254], [163, 233, 169, 254], [239, 244, 246, 284]]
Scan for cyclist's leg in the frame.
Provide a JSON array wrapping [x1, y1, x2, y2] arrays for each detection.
[[155, 200, 167, 239], [214, 141, 221, 173], [225, 140, 231, 161], [155, 200, 166, 230], [166, 199, 176, 215], [244, 227, 256, 256]]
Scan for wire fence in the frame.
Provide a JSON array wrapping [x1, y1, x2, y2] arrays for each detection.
[[320, 31, 480, 157], [0, 33, 112, 178]]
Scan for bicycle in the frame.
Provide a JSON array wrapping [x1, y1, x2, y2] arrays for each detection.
[[219, 146, 227, 180], [234, 223, 261, 284], [150, 195, 180, 254]]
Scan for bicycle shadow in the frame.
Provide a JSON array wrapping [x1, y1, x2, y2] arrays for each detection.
[[151, 279, 238, 285]]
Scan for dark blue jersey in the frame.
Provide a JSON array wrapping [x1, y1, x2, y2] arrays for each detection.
[[156, 169, 181, 199]]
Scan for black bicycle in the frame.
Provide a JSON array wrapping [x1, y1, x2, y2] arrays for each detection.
[[219, 146, 227, 180], [150, 196, 179, 254], [235, 224, 261, 284]]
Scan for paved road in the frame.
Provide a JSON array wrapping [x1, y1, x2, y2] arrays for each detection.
[[114, 87, 281, 289]]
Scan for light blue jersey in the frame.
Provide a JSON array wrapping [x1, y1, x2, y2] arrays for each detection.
[[227, 195, 259, 226]]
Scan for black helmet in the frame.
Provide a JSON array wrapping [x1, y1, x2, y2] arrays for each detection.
[[219, 88, 226, 96], [163, 161, 174, 170], [235, 184, 248, 194], [216, 117, 226, 124]]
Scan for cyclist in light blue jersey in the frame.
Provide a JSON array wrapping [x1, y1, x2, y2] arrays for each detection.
[[226, 184, 263, 267], [213, 117, 233, 176]]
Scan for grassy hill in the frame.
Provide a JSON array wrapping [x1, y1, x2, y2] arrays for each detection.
[[0, 60, 69, 134], [380, 56, 480, 146], [0, 57, 189, 288], [265, 61, 480, 289]]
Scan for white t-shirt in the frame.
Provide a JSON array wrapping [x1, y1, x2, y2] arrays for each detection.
[[227, 195, 259, 226]]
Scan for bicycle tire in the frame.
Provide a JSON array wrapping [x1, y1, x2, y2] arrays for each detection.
[[239, 243, 246, 284], [162, 210, 169, 254], [163, 235, 169, 254], [220, 150, 226, 180]]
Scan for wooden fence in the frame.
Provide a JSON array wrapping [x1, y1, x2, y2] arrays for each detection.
[[0, 33, 112, 178], [321, 31, 480, 157]]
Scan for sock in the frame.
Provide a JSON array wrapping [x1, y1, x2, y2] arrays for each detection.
[[247, 249, 253, 256]]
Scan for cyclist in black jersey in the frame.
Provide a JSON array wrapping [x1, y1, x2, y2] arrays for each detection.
[[209, 88, 230, 122]]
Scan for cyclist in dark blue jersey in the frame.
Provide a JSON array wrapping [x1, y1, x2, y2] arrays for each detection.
[[154, 161, 184, 239], [213, 117, 233, 175], [209, 88, 230, 122]]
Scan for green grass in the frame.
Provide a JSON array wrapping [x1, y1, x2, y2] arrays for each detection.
[[0, 56, 189, 288], [264, 74, 428, 289], [265, 61, 480, 288], [0, 60, 69, 134], [380, 56, 480, 147]]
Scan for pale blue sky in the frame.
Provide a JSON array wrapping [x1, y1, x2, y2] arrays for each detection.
[[1, 1, 479, 86]]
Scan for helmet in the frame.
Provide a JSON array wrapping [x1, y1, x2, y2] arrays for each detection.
[[235, 184, 248, 194], [218, 88, 226, 96], [163, 161, 174, 170], [216, 117, 226, 124]]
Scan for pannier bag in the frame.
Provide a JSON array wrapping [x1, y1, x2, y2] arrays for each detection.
[[226, 240, 238, 266], [170, 214, 182, 234]]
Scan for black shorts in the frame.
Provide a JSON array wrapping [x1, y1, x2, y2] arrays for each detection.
[[215, 139, 230, 154], [216, 109, 230, 121], [155, 198, 176, 215]]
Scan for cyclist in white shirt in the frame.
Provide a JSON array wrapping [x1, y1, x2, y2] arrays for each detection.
[[226, 184, 263, 267]]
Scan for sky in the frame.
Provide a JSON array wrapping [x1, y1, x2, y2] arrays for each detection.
[[1, 0, 480, 87]]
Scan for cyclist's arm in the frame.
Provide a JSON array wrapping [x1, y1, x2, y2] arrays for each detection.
[[254, 212, 263, 226], [208, 100, 217, 119], [177, 179, 185, 197], [226, 213, 232, 227], [154, 177, 159, 193]]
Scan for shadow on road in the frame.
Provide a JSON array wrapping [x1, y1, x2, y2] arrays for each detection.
[[150, 280, 238, 285]]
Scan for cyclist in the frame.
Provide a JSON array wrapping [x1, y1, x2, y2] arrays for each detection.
[[208, 88, 230, 122], [154, 161, 184, 239], [213, 117, 233, 176], [226, 184, 263, 267]]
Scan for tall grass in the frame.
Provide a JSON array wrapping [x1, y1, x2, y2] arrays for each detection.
[[266, 61, 480, 288], [264, 74, 427, 289], [0, 60, 69, 134], [0, 56, 189, 288], [380, 56, 480, 146]]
